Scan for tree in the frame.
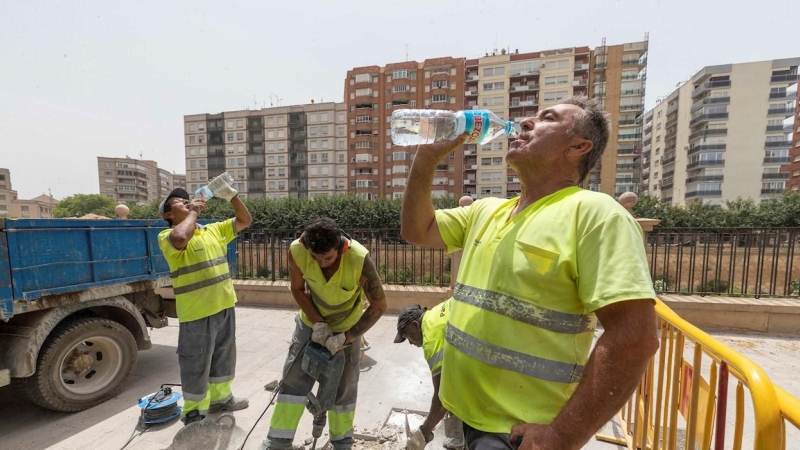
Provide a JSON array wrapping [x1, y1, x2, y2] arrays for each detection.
[[53, 194, 117, 218]]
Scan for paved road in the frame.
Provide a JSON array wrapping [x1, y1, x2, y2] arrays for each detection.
[[0, 306, 797, 450]]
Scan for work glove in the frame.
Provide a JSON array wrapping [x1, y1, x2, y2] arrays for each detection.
[[407, 428, 427, 450], [311, 322, 333, 346], [324, 333, 347, 355], [207, 173, 238, 201]]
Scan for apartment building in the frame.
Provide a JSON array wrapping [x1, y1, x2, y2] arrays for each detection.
[[463, 46, 594, 198], [344, 58, 465, 200], [345, 38, 647, 200], [784, 80, 800, 191], [0, 168, 57, 218], [97, 157, 183, 204], [184, 102, 348, 199], [642, 58, 799, 205]]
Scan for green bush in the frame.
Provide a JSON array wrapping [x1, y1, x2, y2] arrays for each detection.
[[696, 279, 729, 294]]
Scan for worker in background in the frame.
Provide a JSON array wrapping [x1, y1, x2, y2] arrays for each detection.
[[400, 97, 659, 449], [157, 181, 253, 425], [263, 217, 387, 450], [395, 301, 464, 450]]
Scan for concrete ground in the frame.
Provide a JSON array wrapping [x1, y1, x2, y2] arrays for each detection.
[[0, 305, 798, 450]]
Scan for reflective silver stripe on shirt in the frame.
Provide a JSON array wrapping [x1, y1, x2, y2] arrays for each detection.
[[427, 350, 443, 369], [445, 323, 584, 384], [311, 290, 357, 312], [453, 283, 595, 334], [173, 273, 231, 295], [323, 298, 362, 321], [171, 255, 228, 278]]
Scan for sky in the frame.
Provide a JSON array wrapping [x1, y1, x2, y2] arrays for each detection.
[[1, 0, 798, 200]]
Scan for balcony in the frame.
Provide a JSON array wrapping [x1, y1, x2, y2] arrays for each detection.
[[665, 131, 677, 141], [620, 103, 644, 111], [466, 74, 479, 82], [573, 78, 589, 87], [622, 59, 642, 67], [616, 178, 639, 184], [666, 104, 679, 115], [691, 96, 731, 111], [766, 125, 794, 132], [665, 117, 678, 129], [689, 128, 727, 142], [686, 175, 724, 184], [465, 89, 478, 97], [510, 84, 539, 92], [763, 156, 791, 164], [761, 188, 786, 194], [769, 91, 796, 100], [662, 154, 676, 166], [290, 131, 306, 141], [663, 170, 675, 178], [768, 107, 794, 116], [686, 190, 722, 198], [771, 73, 798, 83], [688, 144, 726, 156], [765, 140, 793, 148], [619, 120, 638, 126], [616, 163, 639, 171], [661, 179, 674, 189], [594, 62, 607, 70], [618, 147, 638, 155], [690, 112, 729, 126], [510, 100, 537, 108], [687, 159, 725, 169], [621, 89, 642, 96], [463, 179, 476, 185], [618, 133, 642, 141], [692, 80, 732, 98], [762, 172, 790, 180], [574, 63, 590, 71], [510, 69, 540, 77]]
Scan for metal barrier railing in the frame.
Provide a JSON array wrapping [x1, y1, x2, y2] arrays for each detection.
[[235, 229, 450, 287], [647, 228, 800, 298], [597, 299, 800, 449]]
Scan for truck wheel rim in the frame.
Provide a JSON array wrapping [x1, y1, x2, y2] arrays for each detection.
[[59, 336, 124, 395]]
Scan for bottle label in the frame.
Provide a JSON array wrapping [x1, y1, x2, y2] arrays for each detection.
[[463, 111, 490, 144]]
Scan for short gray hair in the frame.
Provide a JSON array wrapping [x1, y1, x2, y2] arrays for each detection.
[[561, 96, 610, 183]]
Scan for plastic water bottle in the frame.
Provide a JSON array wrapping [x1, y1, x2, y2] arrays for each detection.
[[194, 172, 234, 201], [391, 109, 517, 146]]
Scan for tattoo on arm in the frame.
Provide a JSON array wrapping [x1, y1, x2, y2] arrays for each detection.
[[348, 257, 387, 337]]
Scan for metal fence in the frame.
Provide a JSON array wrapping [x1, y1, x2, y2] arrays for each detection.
[[647, 228, 800, 298], [235, 229, 451, 287], [235, 227, 800, 298]]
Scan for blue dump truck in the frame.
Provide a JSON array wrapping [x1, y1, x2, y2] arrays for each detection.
[[0, 218, 235, 411]]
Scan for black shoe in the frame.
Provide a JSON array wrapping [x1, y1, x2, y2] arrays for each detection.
[[181, 410, 205, 426]]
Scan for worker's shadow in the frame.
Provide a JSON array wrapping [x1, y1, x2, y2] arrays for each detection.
[[359, 354, 377, 372]]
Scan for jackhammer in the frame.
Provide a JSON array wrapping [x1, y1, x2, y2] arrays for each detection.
[[301, 342, 347, 450]]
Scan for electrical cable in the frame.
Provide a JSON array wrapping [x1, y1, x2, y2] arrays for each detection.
[[119, 383, 182, 450]]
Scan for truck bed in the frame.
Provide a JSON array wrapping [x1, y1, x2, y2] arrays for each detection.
[[0, 218, 236, 320]]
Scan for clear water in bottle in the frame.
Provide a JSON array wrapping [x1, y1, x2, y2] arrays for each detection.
[[195, 172, 234, 201], [391, 109, 517, 146]]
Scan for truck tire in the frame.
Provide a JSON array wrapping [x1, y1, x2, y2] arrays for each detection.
[[19, 317, 138, 412]]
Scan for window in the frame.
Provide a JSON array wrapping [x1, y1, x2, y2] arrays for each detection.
[[393, 85, 409, 93], [510, 61, 541, 75], [482, 82, 505, 91], [432, 94, 448, 103], [433, 80, 448, 89], [410, 100, 417, 108], [393, 69, 408, 79], [355, 88, 372, 97], [544, 75, 568, 85], [482, 96, 505, 107], [480, 172, 503, 181], [549, 59, 569, 69], [483, 67, 505, 76], [236, 132, 244, 141], [356, 115, 371, 123], [543, 91, 568, 101]]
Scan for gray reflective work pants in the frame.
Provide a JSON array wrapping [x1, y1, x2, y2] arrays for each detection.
[[265, 315, 361, 450], [177, 307, 237, 417]]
